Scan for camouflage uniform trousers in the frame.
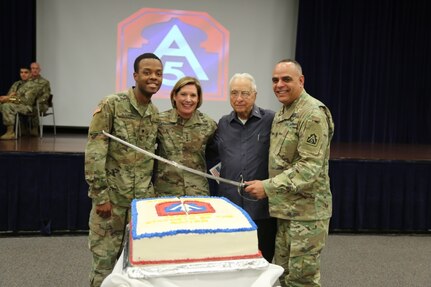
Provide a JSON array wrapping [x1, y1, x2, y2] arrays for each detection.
[[88, 203, 130, 287], [275, 218, 330, 287], [0, 102, 32, 126]]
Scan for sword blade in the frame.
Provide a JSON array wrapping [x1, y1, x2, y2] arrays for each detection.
[[178, 197, 189, 215], [102, 131, 244, 188]]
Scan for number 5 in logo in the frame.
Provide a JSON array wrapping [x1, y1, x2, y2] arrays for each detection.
[[117, 8, 229, 101]]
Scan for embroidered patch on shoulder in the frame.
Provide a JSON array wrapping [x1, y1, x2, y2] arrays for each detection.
[[306, 133, 318, 146]]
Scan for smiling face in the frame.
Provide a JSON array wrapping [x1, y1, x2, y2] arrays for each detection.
[[229, 77, 256, 120], [133, 58, 163, 100], [173, 84, 199, 119], [272, 61, 304, 106]]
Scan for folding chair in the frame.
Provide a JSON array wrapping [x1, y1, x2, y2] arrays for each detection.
[[15, 94, 56, 138]]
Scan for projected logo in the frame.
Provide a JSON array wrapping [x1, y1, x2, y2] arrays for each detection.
[[117, 8, 229, 101]]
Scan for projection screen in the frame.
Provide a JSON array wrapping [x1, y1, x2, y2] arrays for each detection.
[[36, 0, 298, 127]]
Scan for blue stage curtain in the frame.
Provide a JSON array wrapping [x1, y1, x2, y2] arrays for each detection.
[[1, 153, 430, 233], [0, 0, 36, 134], [329, 159, 431, 232], [0, 152, 90, 234], [0, 0, 36, 95], [295, 0, 431, 144]]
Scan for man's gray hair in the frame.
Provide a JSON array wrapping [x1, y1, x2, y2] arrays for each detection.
[[229, 73, 257, 92]]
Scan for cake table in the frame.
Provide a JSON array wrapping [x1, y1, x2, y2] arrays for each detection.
[[101, 251, 283, 287]]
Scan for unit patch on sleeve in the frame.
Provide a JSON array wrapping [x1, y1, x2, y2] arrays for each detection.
[[306, 133, 318, 146]]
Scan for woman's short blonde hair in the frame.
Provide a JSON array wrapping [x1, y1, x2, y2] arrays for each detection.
[[170, 76, 203, 108]]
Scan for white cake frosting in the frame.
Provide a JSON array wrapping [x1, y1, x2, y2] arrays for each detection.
[[129, 196, 260, 265]]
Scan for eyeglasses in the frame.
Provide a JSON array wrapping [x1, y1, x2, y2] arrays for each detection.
[[230, 90, 254, 99]]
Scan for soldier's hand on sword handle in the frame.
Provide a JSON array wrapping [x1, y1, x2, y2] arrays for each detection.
[[244, 180, 268, 200]]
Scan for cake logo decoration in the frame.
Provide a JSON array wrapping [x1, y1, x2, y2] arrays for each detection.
[[116, 7, 230, 101], [156, 200, 215, 216]]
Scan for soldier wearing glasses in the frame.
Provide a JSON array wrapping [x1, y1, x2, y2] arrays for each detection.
[[210, 73, 277, 263]]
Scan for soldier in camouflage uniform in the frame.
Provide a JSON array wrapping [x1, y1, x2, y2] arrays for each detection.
[[245, 59, 334, 287], [154, 76, 217, 197], [24, 62, 51, 136], [0, 66, 37, 140], [0, 67, 31, 100], [85, 53, 163, 287]]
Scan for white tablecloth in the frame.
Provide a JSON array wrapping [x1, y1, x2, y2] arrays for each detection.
[[101, 253, 283, 287]]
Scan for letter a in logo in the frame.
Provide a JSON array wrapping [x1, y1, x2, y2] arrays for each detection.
[[117, 8, 229, 101]]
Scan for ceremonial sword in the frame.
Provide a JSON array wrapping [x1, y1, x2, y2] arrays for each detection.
[[102, 131, 245, 189]]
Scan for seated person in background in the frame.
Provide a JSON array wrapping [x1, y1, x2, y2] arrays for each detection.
[[209, 73, 277, 263], [27, 62, 51, 136], [0, 66, 38, 140], [0, 66, 31, 103], [154, 76, 217, 197]]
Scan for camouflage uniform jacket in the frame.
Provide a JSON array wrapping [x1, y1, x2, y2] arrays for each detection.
[[154, 108, 217, 197], [7, 80, 38, 107], [7, 80, 26, 95], [262, 90, 334, 221], [85, 88, 159, 207], [28, 76, 51, 112]]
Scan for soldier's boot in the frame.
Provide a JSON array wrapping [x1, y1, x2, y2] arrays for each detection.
[[0, 126, 17, 140]]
